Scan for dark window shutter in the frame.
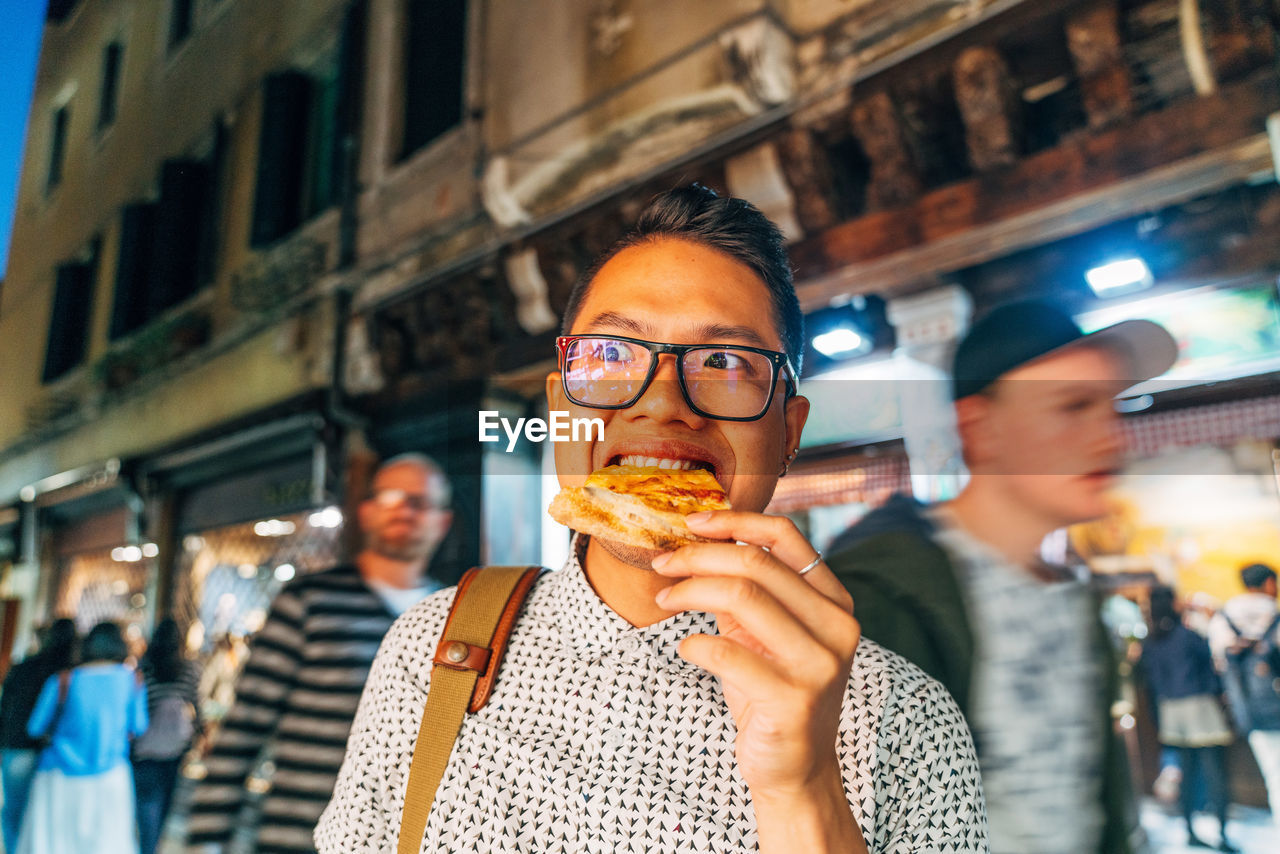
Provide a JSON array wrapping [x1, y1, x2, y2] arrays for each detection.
[[46, 1, 80, 23], [337, 1, 368, 147], [98, 42, 123, 128], [110, 202, 157, 340], [169, 0, 194, 48], [42, 261, 96, 383], [250, 71, 313, 247], [196, 122, 228, 286], [47, 106, 69, 193], [401, 0, 466, 159], [150, 159, 210, 315]]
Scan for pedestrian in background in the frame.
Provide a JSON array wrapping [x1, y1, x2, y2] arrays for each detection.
[[1140, 586, 1236, 851], [827, 301, 1179, 854], [18, 620, 148, 854], [133, 617, 202, 854], [1209, 562, 1280, 825], [186, 454, 452, 854], [0, 618, 77, 853]]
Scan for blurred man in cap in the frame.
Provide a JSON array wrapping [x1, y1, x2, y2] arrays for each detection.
[[828, 300, 1178, 854]]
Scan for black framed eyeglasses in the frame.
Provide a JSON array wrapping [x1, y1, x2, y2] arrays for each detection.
[[370, 488, 445, 512], [557, 334, 798, 422]]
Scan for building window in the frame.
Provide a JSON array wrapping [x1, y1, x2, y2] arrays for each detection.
[[98, 42, 123, 129], [250, 4, 365, 249], [47, 105, 70, 193], [250, 71, 313, 247], [42, 241, 100, 383], [109, 203, 156, 340], [169, 0, 195, 50], [400, 0, 466, 160], [109, 152, 218, 340]]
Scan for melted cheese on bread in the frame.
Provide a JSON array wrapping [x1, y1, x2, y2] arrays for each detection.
[[584, 465, 730, 516]]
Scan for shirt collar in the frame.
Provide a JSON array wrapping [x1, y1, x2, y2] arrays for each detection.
[[553, 536, 717, 672]]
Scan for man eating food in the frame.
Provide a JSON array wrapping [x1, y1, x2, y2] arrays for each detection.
[[317, 185, 988, 853]]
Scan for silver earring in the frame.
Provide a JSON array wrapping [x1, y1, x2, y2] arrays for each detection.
[[780, 449, 797, 477]]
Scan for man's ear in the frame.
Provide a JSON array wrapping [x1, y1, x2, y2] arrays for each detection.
[[356, 498, 374, 536], [546, 371, 564, 411], [783, 394, 810, 462], [954, 394, 994, 470]]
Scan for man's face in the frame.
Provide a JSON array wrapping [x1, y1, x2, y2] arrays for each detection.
[[960, 345, 1127, 526], [358, 462, 451, 562], [546, 237, 809, 568]]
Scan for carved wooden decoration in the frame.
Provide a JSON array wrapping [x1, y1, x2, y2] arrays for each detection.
[[775, 127, 840, 232], [850, 90, 923, 211], [1066, 1, 1134, 129], [953, 46, 1021, 172]]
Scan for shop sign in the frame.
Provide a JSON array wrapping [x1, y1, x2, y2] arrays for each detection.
[[178, 456, 316, 534]]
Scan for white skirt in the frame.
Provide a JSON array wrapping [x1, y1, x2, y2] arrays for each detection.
[[16, 764, 138, 854]]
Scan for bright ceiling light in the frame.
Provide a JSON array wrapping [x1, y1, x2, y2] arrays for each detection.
[[812, 327, 866, 358], [1085, 257, 1153, 297], [254, 519, 296, 537], [308, 506, 343, 529]]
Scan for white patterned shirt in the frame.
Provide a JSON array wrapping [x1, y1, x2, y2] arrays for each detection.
[[317, 547, 988, 853]]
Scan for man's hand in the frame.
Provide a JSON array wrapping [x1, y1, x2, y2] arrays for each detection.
[[651, 510, 866, 853]]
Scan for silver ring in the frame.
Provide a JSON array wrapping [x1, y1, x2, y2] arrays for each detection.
[[797, 551, 823, 576]]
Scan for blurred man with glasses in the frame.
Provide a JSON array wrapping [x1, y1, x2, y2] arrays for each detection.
[[319, 186, 987, 854], [188, 455, 451, 854]]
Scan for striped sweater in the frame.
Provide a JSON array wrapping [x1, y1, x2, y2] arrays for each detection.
[[185, 565, 397, 854]]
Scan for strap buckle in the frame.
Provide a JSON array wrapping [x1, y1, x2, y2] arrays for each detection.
[[432, 639, 492, 674]]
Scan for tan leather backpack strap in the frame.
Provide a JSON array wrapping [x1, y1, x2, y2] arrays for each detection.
[[397, 565, 542, 854]]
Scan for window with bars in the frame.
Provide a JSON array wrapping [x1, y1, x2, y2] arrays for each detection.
[[54, 547, 153, 635], [169, 509, 344, 655]]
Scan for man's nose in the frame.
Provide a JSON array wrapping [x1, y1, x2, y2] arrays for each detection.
[[627, 354, 703, 424], [1094, 407, 1126, 460]]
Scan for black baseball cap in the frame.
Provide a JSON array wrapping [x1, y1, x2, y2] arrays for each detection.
[[951, 301, 1178, 400]]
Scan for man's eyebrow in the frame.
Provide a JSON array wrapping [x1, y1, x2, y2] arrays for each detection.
[[688, 323, 772, 348], [579, 313, 774, 348], [580, 311, 650, 336]]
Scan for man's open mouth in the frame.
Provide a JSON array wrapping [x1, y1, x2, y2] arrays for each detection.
[[609, 454, 715, 473]]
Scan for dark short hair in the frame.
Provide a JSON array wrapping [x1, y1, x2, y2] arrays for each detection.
[[41, 618, 77, 670], [1147, 585, 1178, 638], [560, 184, 804, 374], [1241, 563, 1277, 590], [81, 621, 129, 664]]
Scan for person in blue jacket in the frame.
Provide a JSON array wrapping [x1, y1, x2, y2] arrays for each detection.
[[18, 620, 148, 854], [1141, 586, 1237, 852]]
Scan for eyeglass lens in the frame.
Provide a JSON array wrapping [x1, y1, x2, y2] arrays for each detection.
[[372, 488, 436, 512], [562, 337, 775, 418]]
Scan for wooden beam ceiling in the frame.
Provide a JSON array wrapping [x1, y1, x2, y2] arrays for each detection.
[[791, 71, 1279, 309]]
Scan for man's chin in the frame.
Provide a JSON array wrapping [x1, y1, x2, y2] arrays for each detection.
[[373, 541, 430, 563], [595, 536, 664, 571]]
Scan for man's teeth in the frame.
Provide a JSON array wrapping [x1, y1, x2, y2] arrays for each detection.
[[617, 455, 702, 470]]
